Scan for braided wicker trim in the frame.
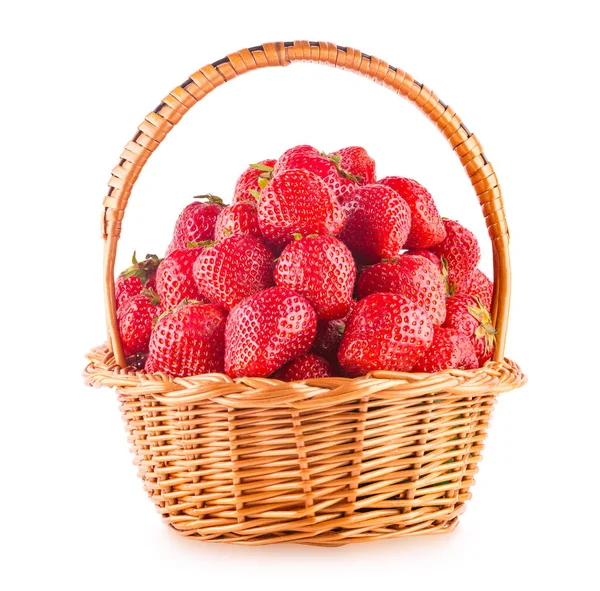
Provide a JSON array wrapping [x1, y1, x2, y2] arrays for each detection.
[[85, 345, 525, 409]]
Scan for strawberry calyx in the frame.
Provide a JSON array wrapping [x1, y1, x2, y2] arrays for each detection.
[[249, 162, 274, 174], [257, 176, 270, 190], [193, 194, 224, 205], [250, 162, 274, 191], [140, 288, 160, 307], [249, 189, 261, 200], [467, 296, 497, 354], [323, 152, 362, 183], [292, 233, 303, 241], [441, 256, 456, 296], [120, 252, 162, 285], [187, 240, 216, 248], [153, 297, 203, 324]]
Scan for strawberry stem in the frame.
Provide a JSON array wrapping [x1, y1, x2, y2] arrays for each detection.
[[193, 194, 224, 205]]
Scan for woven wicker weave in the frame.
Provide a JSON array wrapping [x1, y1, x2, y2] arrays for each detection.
[[85, 41, 526, 546]]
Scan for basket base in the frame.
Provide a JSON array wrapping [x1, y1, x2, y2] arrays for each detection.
[[162, 504, 465, 546]]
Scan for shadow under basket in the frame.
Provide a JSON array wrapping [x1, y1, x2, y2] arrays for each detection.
[[85, 40, 526, 546]]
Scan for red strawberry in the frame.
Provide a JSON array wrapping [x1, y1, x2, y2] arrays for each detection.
[[464, 269, 494, 311], [404, 249, 441, 268], [214, 202, 261, 241], [324, 167, 361, 200], [430, 220, 480, 294], [274, 145, 360, 199], [328, 146, 376, 185], [167, 195, 224, 254], [378, 177, 446, 248], [155, 247, 204, 310], [258, 169, 344, 246], [117, 290, 160, 358], [274, 235, 356, 320], [443, 295, 496, 365], [338, 184, 411, 264], [338, 293, 433, 376], [115, 252, 161, 309], [145, 301, 227, 377], [193, 235, 274, 310], [278, 354, 335, 381], [225, 287, 317, 378], [412, 327, 478, 372], [233, 159, 276, 204], [356, 255, 446, 325], [272, 145, 321, 175]]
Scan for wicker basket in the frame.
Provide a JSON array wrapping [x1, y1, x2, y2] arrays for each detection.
[[85, 41, 526, 546]]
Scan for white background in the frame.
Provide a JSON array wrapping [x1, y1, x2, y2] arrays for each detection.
[[2, 1, 599, 589]]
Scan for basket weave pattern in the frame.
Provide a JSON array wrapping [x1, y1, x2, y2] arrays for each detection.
[[86, 41, 526, 545]]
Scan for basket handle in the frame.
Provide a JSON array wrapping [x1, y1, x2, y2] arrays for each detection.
[[102, 41, 511, 369]]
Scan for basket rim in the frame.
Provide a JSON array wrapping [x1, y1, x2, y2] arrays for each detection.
[[85, 344, 526, 409]]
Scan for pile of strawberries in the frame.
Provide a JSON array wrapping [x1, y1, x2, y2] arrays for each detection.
[[116, 144, 495, 380]]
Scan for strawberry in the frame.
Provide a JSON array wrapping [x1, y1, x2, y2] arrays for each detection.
[[225, 286, 317, 378], [214, 202, 261, 241], [277, 354, 335, 381], [272, 145, 321, 175], [338, 293, 433, 376], [404, 249, 441, 268], [117, 290, 160, 358], [338, 184, 411, 264], [193, 235, 274, 310], [430, 220, 480, 294], [233, 159, 276, 204], [167, 195, 224, 254], [155, 247, 204, 310], [273, 145, 360, 199], [356, 254, 446, 325], [274, 235, 356, 320], [145, 301, 227, 377], [327, 146, 376, 185], [258, 169, 344, 247], [412, 327, 478, 372], [378, 177, 446, 248], [443, 295, 496, 365], [464, 269, 494, 311], [115, 252, 161, 309]]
